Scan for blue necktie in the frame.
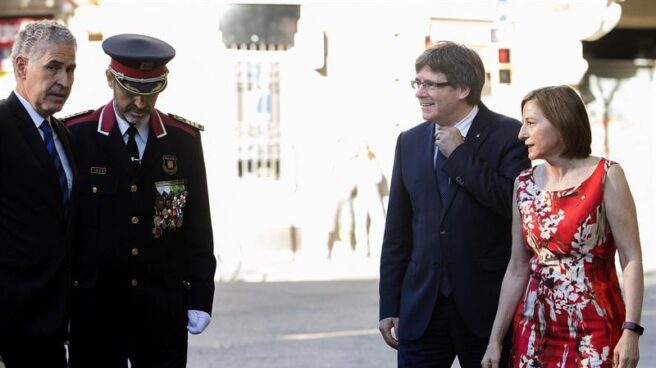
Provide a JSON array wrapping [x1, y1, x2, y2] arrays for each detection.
[[434, 146, 450, 206], [40, 121, 69, 213], [434, 145, 452, 296]]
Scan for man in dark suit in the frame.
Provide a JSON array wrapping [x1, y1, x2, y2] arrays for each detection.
[[378, 41, 530, 367], [0, 20, 77, 368], [64, 34, 216, 368]]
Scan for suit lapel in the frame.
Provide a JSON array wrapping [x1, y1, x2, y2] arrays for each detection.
[[51, 117, 78, 220], [462, 104, 495, 154], [418, 122, 444, 214], [52, 118, 77, 192], [52, 118, 75, 176], [9, 93, 64, 211], [439, 104, 495, 222], [440, 174, 457, 220], [51, 118, 77, 248], [9, 94, 56, 174]]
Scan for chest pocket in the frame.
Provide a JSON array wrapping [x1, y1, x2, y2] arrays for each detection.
[[78, 174, 118, 227]]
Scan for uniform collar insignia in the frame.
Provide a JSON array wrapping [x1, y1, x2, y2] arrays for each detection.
[[96, 101, 168, 139], [151, 110, 167, 139], [97, 101, 115, 136]]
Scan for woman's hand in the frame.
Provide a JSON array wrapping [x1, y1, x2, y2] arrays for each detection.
[[481, 341, 503, 368], [613, 330, 640, 368]]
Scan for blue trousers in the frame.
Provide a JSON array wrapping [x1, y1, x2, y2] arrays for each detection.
[[398, 294, 510, 368]]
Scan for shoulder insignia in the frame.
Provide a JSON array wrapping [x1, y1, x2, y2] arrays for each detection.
[[168, 113, 204, 132], [59, 109, 94, 123]]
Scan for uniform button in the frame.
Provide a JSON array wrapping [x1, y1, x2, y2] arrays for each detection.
[[455, 176, 464, 185], [131, 216, 139, 224], [130, 184, 138, 192], [73, 280, 79, 287], [440, 230, 447, 235], [131, 279, 138, 287], [92, 186, 98, 194], [131, 248, 140, 256]]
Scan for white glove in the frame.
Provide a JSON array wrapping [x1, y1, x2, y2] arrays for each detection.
[[187, 309, 211, 334]]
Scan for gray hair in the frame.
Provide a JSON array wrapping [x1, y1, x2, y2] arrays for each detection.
[[11, 20, 77, 64]]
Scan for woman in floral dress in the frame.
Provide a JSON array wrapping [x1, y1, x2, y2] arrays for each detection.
[[481, 85, 644, 368]]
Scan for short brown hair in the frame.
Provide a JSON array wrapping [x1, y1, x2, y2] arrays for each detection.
[[521, 85, 591, 159], [415, 41, 485, 105]]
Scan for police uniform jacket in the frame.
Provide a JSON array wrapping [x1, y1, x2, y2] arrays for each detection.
[[0, 92, 77, 342], [65, 101, 216, 319]]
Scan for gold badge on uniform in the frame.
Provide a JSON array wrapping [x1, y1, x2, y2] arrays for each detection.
[[162, 155, 178, 175]]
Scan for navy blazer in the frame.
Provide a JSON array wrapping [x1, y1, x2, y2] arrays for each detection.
[[0, 92, 77, 342], [379, 103, 529, 340]]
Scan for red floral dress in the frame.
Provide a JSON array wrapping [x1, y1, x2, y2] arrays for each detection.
[[511, 158, 625, 367]]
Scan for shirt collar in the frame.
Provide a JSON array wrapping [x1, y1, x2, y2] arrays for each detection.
[[453, 105, 478, 138], [14, 90, 49, 129], [113, 105, 149, 141]]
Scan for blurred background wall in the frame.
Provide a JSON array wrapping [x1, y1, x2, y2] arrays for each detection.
[[0, 0, 654, 277]]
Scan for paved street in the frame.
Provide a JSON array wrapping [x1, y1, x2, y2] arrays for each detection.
[[187, 271, 656, 368], [1, 258, 653, 367], [188, 279, 396, 368]]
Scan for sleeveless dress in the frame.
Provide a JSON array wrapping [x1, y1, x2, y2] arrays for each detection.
[[511, 158, 625, 367]]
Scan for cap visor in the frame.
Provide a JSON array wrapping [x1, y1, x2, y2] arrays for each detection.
[[116, 78, 167, 95]]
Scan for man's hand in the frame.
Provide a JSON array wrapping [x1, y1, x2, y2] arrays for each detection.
[[435, 126, 464, 157], [187, 310, 211, 335], [379, 317, 400, 349]]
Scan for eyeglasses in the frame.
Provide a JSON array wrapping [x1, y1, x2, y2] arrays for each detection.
[[411, 79, 452, 90]]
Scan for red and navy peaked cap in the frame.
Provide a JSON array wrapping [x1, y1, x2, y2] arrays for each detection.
[[103, 33, 175, 95]]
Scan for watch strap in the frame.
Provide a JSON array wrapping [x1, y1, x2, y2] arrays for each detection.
[[621, 321, 644, 336]]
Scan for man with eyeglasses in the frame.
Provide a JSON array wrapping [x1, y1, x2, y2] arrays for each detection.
[[378, 41, 529, 367]]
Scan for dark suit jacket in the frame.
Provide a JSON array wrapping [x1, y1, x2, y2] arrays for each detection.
[[65, 101, 216, 334], [0, 92, 77, 342], [379, 103, 529, 340]]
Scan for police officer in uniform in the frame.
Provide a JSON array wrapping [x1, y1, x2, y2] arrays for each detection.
[[64, 34, 216, 368]]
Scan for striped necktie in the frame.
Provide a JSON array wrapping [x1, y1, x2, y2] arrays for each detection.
[[39, 120, 69, 213]]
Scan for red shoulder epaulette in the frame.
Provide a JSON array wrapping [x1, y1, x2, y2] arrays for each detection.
[[61, 109, 100, 127], [160, 112, 204, 137]]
